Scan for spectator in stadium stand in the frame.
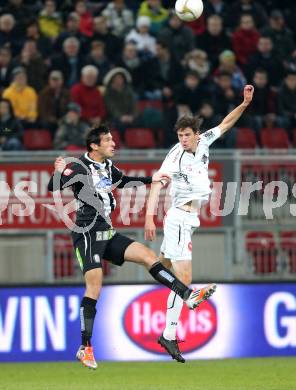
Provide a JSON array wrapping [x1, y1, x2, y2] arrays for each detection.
[[210, 71, 242, 147], [249, 68, 277, 125], [0, 46, 17, 92], [231, 14, 260, 68], [196, 15, 231, 69], [50, 36, 84, 88], [38, 70, 70, 135], [53, 102, 88, 150], [198, 101, 220, 130], [158, 11, 195, 62], [74, 0, 94, 38], [183, 49, 210, 80], [204, 0, 230, 22], [71, 65, 106, 125], [214, 50, 246, 91], [212, 71, 241, 115], [54, 12, 88, 55], [38, 0, 63, 41], [101, 0, 134, 38], [260, 10, 295, 61], [17, 39, 48, 92], [138, 0, 168, 35], [149, 41, 184, 101], [25, 20, 53, 59], [0, 14, 22, 55], [278, 70, 296, 133], [103, 67, 137, 139], [247, 35, 285, 87], [84, 40, 111, 85], [174, 70, 205, 115], [125, 16, 156, 56], [0, 98, 23, 151], [1, 0, 31, 36], [91, 16, 123, 63], [228, 0, 268, 29], [2, 66, 38, 127], [117, 42, 145, 92]]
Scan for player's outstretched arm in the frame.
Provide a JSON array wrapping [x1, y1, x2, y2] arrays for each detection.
[[218, 85, 254, 135], [144, 178, 166, 241]]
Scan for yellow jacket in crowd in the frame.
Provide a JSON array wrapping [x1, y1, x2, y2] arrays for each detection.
[[3, 83, 38, 122]]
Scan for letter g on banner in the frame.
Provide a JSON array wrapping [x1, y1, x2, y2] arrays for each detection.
[[264, 292, 296, 348]]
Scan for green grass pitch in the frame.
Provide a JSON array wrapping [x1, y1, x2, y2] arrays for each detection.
[[1, 358, 296, 390]]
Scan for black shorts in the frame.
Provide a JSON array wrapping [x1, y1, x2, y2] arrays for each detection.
[[72, 228, 134, 274]]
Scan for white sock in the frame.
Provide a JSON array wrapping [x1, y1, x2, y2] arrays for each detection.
[[163, 291, 183, 341]]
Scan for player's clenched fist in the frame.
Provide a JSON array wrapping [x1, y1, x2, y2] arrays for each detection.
[[54, 156, 66, 173], [243, 85, 254, 105]]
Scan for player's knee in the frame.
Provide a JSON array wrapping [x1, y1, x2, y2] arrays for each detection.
[[85, 282, 101, 300], [142, 248, 158, 268]]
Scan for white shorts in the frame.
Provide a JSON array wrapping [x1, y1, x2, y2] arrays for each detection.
[[160, 206, 200, 261]]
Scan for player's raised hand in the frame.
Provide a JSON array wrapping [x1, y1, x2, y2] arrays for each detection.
[[54, 156, 66, 173], [144, 218, 156, 241], [243, 85, 254, 105]]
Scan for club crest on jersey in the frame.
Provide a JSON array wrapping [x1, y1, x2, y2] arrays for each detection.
[[63, 168, 73, 176], [201, 154, 208, 164]]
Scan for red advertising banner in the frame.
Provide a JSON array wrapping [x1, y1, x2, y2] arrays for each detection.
[[0, 162, 222, 230]]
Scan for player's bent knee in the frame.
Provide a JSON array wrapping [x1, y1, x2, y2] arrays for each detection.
[[142, 248, 158, 268], [84, 268, 102, 299]]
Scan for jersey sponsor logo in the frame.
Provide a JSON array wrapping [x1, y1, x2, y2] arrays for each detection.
[[63, 168, 73, 176], [96, 176, 112, 190], [123, 288, 217, 354]]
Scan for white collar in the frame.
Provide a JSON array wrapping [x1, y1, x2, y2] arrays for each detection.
[[84, 153, 107, 166]]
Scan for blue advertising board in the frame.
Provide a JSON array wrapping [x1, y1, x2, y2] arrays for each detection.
[[0, 284, 296, 362]]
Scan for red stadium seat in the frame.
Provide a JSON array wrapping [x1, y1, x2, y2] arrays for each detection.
[[137, 100, 163, 112], [236, 127, 257, 149], [280, 231, 296, 273], [260, 127, 290, 149], [111, 128, 122, 148], [54, 234, 74, 278], [24, 129, 53, 150], [125, 128, 156, 148], [65, 145, 85, 151], [246, 231, 277, 273]]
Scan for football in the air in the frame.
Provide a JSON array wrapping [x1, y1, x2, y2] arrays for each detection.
[[175, 0, 204, 22]]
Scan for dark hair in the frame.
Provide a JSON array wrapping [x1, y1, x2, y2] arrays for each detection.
[[0, 98, 15, 118], [174, 116, 202, 133], [286, 69, 296, 77], [86, 124, 110, 151], [254, 67, 267, 75], [185, 70, 200, 79]]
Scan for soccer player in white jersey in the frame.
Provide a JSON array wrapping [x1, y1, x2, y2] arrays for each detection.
[[145, 85, 254, 363]]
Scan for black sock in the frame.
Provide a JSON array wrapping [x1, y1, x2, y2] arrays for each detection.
[[80, 296, 97, 347], [149, 261, 191, 300]]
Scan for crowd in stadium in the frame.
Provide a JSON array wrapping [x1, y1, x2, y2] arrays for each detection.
[[0, 0, 295, 151]]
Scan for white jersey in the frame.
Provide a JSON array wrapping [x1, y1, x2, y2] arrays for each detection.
[[159, 126, 221, 208]]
